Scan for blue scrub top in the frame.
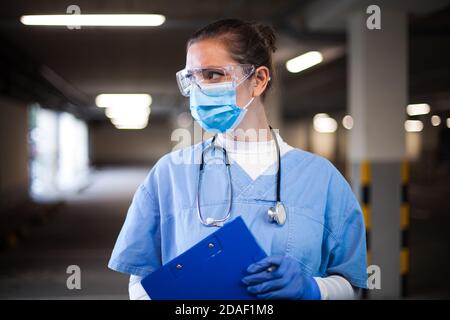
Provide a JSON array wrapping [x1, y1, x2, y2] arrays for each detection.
[[108, 139, 368, 289]]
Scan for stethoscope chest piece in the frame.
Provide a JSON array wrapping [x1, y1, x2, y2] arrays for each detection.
[[268, 202, 286, 226]]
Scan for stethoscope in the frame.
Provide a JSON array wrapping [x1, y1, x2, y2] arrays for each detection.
[[196, 127, 287, 227]]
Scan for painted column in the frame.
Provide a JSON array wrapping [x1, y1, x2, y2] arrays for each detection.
[[347, 9, 408, 299]]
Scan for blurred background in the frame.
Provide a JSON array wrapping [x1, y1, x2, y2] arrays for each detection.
[[0, 0, 449, 299]]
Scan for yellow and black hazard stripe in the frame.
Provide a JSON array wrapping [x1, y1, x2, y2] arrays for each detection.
[[361, 161, 371, 299], [400, 160, 409, 297]]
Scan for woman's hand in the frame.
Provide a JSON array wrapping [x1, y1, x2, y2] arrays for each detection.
[[242, 255, 321, 300]]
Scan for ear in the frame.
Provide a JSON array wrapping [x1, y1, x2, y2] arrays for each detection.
[[252, 66, 271, 98]]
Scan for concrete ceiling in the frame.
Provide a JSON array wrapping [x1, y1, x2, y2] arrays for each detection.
[[0, 0, 346, 119], [303, 0, 450, 31], [1, 0, 450, 121]]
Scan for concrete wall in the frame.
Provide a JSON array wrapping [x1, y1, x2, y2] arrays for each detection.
[[89, 119, 175, 166], [0, 96, 29, 210]]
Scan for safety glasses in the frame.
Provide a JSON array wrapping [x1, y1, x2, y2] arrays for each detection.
[[176, 64, 255, 97]]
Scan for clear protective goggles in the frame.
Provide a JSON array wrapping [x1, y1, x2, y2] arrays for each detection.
[[176, 64, 255, 97]]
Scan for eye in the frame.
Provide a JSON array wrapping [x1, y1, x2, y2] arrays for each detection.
[[202, 69, 225, 81]]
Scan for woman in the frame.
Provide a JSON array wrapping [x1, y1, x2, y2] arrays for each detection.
[[108, 19, 367, 300]]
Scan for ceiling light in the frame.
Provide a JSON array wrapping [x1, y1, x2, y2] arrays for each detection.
[[405, 120, 423, 132], [286, 51, 323, 73], [313, 113, 337, 133], [114, 123, 148, 130], [431, 115, 441, 127], [406, 103, 430, 116], [96, 94, 152, 108], [105, 105, 150, 119], [342, 115, 354, 130], [112, 117, 148, 130], [20, 14, 165, 27], [110, 118, 148, 127]]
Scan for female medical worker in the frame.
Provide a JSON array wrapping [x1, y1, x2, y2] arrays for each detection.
[[108, 19, 367, 300]]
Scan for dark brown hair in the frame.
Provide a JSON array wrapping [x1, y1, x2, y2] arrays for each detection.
[[187, 19, 277, 97]]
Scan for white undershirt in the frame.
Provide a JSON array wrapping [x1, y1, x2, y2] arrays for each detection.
[[129, 275, 150, 300], [215, 132, 294, 180], [128, 133, 357, 300]]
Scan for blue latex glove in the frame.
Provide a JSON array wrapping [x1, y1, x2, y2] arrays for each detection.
[[242, 255, 321, 300]]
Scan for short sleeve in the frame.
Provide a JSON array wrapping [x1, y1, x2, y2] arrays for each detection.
[[108, 178, 162, 277], [326, 199, 368, 289]]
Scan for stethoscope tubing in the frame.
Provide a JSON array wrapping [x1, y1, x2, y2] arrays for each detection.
[[196, 127, 281, 227]]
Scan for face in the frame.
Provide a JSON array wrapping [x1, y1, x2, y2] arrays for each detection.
[[186, 39, 269, 108]]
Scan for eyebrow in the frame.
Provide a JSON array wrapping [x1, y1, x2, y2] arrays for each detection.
[[186, 64, 245, 72], [186, 65, 226, 70]]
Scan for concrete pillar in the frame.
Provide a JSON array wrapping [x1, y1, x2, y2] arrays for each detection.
[[347, 10, 408, 298]]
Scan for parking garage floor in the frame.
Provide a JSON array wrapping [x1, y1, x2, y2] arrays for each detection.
[[0, 167, 150, 299]]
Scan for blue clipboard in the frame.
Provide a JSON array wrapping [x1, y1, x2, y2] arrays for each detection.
[[140, 216, 267, 300]]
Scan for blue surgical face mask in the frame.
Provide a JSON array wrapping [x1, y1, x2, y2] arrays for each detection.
[[189, 82, 254, 133]]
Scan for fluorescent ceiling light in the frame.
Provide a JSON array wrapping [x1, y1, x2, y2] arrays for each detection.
[[105, 105, 151, 119], [313, 113, 337, 133], [342, 115, 354, 130], [20, 14, 165, 27], [96, 94, 152, 129], [286, 51, 323, 73], [110, 117, 148, 125], [431, 115, 441, 127], [114, 123, 148, 130], [404, 120, 423, 132], [112, 117, 148, 130], [96, 94, 152, 108], [406, 103, 430, 116], [110, 113, 148, 124]]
